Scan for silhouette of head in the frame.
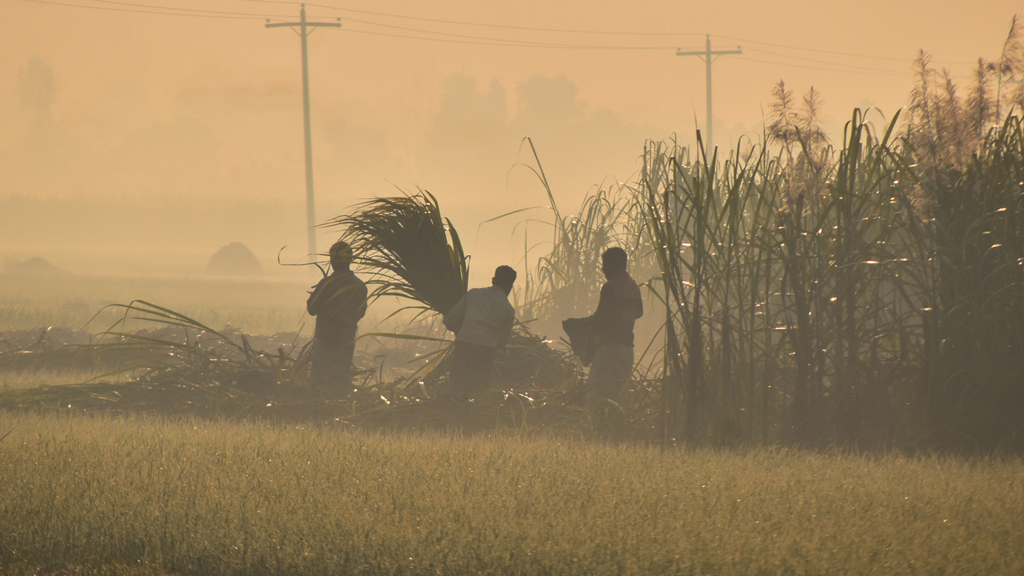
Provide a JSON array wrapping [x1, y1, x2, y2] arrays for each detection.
[[329, 240, 354, 270], [492, 265, 517, 295], [601, 247, 628, 277]]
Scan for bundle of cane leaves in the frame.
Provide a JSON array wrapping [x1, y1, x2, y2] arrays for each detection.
[[324, 190, 469, 317], [0, 326, 110, 372], [0, 301, 317, 417], [92, 300, 303, 379], [494, 326, 581, 390]]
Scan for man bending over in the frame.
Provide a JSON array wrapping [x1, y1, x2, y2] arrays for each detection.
[[443, 265, 517, 397]]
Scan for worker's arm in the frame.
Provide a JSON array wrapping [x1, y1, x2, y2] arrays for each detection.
[[495, 312, 514, 352], [352, 281, 368, 323], [443, 293, 468, 335], [587, 282, 616, 332], [306, 278, 328, 316]]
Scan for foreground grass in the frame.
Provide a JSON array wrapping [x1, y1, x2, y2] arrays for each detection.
[[0, 413, 1021, 576]]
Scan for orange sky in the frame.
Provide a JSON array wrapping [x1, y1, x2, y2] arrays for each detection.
[[1, 0, 1020, 275]]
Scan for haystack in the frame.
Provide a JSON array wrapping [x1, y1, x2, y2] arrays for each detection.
[[2, 256, 65, 276], [206, 242, 263, 276]]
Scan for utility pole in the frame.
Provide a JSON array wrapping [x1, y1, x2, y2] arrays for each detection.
[[266, 6, 341, 264], [677, 35, 741, 155]]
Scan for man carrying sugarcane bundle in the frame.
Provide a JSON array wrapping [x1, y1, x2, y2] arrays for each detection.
[[306, 240, 368, 396], [564, 247, 644, 404], [442, 265, 517, 398]]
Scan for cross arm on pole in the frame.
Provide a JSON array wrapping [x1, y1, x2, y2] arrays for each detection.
[[675, 47, 742, 58], [266, 19, 341, 29], [675, 36, 742, 154]]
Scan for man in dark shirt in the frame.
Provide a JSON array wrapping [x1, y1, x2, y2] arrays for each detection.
[[565, 247, 644, 402], [306, 240, 368, 396]]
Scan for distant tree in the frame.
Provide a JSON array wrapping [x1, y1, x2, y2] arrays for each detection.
[[425, 74, 508, 150], [514, 75, 585, 128], [17, 56, 55, 122]]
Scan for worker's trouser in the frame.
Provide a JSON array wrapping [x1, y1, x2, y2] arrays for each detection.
[[448, 341, 498, 396], [309, 338, 356, 396], [585, 344, 634, 403]]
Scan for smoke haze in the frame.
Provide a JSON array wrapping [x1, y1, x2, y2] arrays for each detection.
[[1, 0, 1019, 282]]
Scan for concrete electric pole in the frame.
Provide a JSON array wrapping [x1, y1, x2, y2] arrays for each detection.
[[266, 5, 341, 264], [676, 35, 741, 155]]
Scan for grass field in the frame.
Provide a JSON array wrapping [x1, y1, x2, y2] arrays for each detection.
[[1, 411, 1021, 576]]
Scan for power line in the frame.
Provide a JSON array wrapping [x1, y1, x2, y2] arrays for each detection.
[[743, 47, 906, 75], [24, 0, 340, 23], [25, 0, 270, 19], [715, 33, 975, 67], [247, 0, 706, 37], [88, 0, 291, 18], [26, 0, 981, 70], [24, 0, 709, 50], [24, 0, 938, 75], [736, 55, 907, 77], [253, 0, 963, 69], [335, 17, 682, 50], [24, 0, 958, 67], [332, 27, 690, 52], [329, 27, 600, 49]]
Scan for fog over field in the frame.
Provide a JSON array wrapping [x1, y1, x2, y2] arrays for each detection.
[[4, 4, 1024, 575], [2, 0, 1019, 282]]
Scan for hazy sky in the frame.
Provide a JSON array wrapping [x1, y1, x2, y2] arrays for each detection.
[[1, 0, 1020, 276]]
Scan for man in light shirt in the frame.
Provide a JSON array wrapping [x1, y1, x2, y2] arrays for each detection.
[[442, 265, 517, 397]]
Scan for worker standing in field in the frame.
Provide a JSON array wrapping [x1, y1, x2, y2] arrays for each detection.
[[306, 240, 368, 396], [442, 265, 517, 397], [567, 247, 643, 403]]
